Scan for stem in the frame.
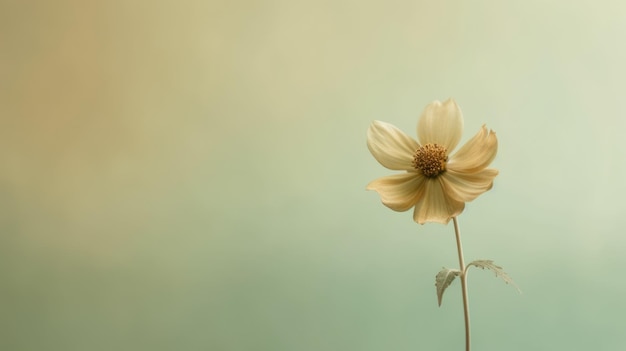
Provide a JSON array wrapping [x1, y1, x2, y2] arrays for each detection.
[[453, 216, 471, 351]]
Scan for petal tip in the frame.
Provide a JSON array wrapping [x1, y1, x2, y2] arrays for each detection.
[[442, 98, 458, 108]]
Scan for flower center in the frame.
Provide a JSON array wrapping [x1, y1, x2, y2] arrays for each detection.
[[412, 143, 448, 178]]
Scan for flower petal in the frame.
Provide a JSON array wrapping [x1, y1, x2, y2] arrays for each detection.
[[412, 178, 465, 224], [366, 173, 426, 212], [417, 99, 463, 152], [367, 120, 419, 170], [439, 169, 499, 202], [448, 125, 498, 173]]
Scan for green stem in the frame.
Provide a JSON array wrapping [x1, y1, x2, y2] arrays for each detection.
[[453, 216, 471, 351]]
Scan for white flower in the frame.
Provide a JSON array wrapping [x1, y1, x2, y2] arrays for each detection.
[[367, 99, 498, 224]]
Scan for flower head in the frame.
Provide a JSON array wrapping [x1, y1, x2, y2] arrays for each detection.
[[366, 99, 498, 224]]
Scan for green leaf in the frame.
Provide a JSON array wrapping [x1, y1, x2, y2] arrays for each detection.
[[435, 268, 461, 306], [467, 260, 521, 292]]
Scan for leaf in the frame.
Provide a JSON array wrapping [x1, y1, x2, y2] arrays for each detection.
[[467, 260, 521, 292], [435, 268, 461, 306]]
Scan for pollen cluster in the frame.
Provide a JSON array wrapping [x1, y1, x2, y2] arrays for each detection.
[[413, 143, 448, 178]]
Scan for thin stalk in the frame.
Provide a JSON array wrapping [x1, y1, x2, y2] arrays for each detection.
[[453, 216, 471, 351]]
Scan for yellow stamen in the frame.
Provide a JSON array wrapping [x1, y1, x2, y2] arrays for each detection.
[[413, 143, 448, 178]]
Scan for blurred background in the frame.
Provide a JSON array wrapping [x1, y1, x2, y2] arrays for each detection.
[[2, 0, 625, 350]]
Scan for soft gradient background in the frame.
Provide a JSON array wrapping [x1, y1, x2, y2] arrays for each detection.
[[2, 1, 625, 350]]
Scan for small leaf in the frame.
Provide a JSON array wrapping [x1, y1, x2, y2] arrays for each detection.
[[435, 268, 461, 306], [467, 260, 521, 292]]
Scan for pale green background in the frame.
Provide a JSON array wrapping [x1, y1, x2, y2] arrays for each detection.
[[2, 0, 625, 350]]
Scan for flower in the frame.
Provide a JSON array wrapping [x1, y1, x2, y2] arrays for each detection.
[[366, 99, 498, 224]]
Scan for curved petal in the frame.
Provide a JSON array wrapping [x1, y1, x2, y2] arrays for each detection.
[[367, 120, 419, 170], [412, 178, 465, 224], [439, 168, 499, 202], [366, 173, 426, 212], [417, 99, 463, 152], [448, 125, 498, 173]]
